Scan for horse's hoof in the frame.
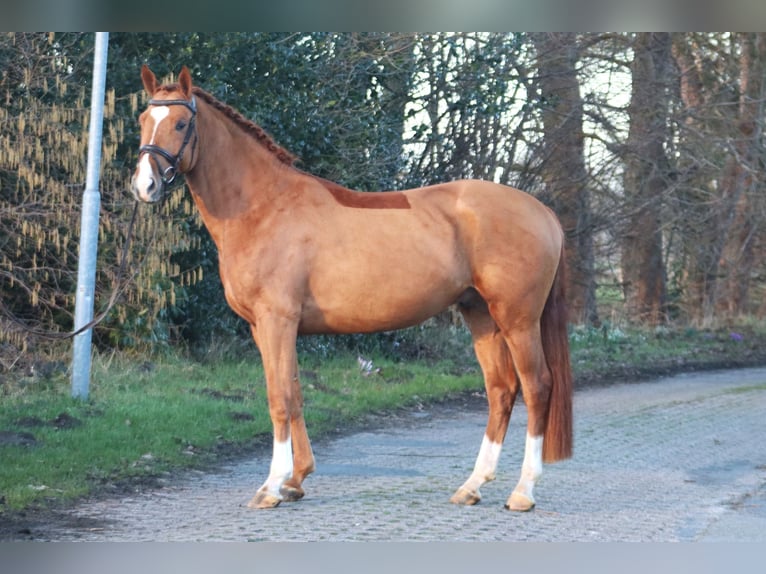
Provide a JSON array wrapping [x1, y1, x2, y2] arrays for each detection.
[[247, 490, 282, 509], [280, 484, 306, 502], [504, 491, 535, 512], [450, 487, 481, 506]]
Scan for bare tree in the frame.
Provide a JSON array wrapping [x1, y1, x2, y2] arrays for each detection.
[[402, 33, 538, 189], [531, 33, 598, 325], [717, 33, 766, 319], [671, 32, 766, 325], [620, 33, 671, 325]]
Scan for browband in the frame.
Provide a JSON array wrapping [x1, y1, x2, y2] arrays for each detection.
[[147, 97, 197, 113]]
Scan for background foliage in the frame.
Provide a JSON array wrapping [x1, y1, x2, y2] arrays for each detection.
[[2, 32, 765, 371]]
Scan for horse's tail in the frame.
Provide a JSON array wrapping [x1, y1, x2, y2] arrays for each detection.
[[541, 240, 574, 463]]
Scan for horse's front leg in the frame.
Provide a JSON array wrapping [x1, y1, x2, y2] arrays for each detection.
[[246, 318, 314, 509], [279, 353, 315, 502]]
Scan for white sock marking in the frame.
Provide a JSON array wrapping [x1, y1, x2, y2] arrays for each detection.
[[474, 434, 502, 481], [513, 433, 543, 502], [261, 437, 293, 497], [460, 434, 503, 494]]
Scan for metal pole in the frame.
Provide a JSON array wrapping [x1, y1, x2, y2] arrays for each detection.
[[71, 32, 109, 400]]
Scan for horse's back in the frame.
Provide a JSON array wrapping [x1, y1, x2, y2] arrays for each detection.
[[408, 179, 563, 259]]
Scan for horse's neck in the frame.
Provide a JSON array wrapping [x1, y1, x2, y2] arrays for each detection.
[[184, 109, 288, 245]]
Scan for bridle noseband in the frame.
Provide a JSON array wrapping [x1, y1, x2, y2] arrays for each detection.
[[139, 96, 198, 189]]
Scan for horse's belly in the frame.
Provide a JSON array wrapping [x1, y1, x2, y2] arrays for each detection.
[[298, 273, 464, 335]]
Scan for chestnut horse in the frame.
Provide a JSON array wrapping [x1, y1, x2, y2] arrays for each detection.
[[131, 66, 573, 511]]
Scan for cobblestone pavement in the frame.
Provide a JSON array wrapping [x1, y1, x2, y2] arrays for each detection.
[[18, 368, 766, 541]]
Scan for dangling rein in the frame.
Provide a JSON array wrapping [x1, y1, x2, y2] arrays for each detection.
[[0, 201, 142, 340], [1, 97, 201, 341]]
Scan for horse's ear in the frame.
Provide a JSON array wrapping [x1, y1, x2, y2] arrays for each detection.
[[141, 64, 158, 96], [178, 66, 193, 99]]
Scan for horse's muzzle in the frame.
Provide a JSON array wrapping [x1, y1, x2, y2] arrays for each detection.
[[131, 153, 166, 203], [130, 172, 164, 203]]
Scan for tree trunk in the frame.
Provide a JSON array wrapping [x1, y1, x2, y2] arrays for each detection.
[[672, 33, 766, 325], [532, 33, 598, 325], [620, 33, 671, 325], [671, 34, 722, 325], [717, 33, 765, 319]]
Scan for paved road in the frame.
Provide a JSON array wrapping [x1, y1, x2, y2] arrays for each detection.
[[15, 367, 766, 541]]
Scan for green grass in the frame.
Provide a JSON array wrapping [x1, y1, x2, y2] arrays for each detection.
[[2, 321, 766, 513], [569, 323, 766, 384], [0, 352, 479, 511]]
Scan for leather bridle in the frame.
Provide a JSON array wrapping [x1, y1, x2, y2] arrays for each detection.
[[138, 96, 198, 191]]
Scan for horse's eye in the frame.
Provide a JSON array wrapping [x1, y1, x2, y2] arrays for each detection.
[[175, 120, 187, 131]]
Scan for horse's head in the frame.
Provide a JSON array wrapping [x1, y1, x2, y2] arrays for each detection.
[[131, 65, 198, 203]]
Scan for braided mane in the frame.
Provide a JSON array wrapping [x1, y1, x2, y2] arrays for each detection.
[[154, 83, 297, 166]]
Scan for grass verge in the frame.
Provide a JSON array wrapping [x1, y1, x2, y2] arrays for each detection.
[[0, 352, 478, 512]]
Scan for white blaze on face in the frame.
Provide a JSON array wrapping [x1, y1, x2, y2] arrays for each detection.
[[148, 105, 170, 142], [133, 106, 170, 201]]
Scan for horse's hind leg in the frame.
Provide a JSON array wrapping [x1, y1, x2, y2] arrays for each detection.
[[450, 295, 519, 506], [502, 324, 552, 511]]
